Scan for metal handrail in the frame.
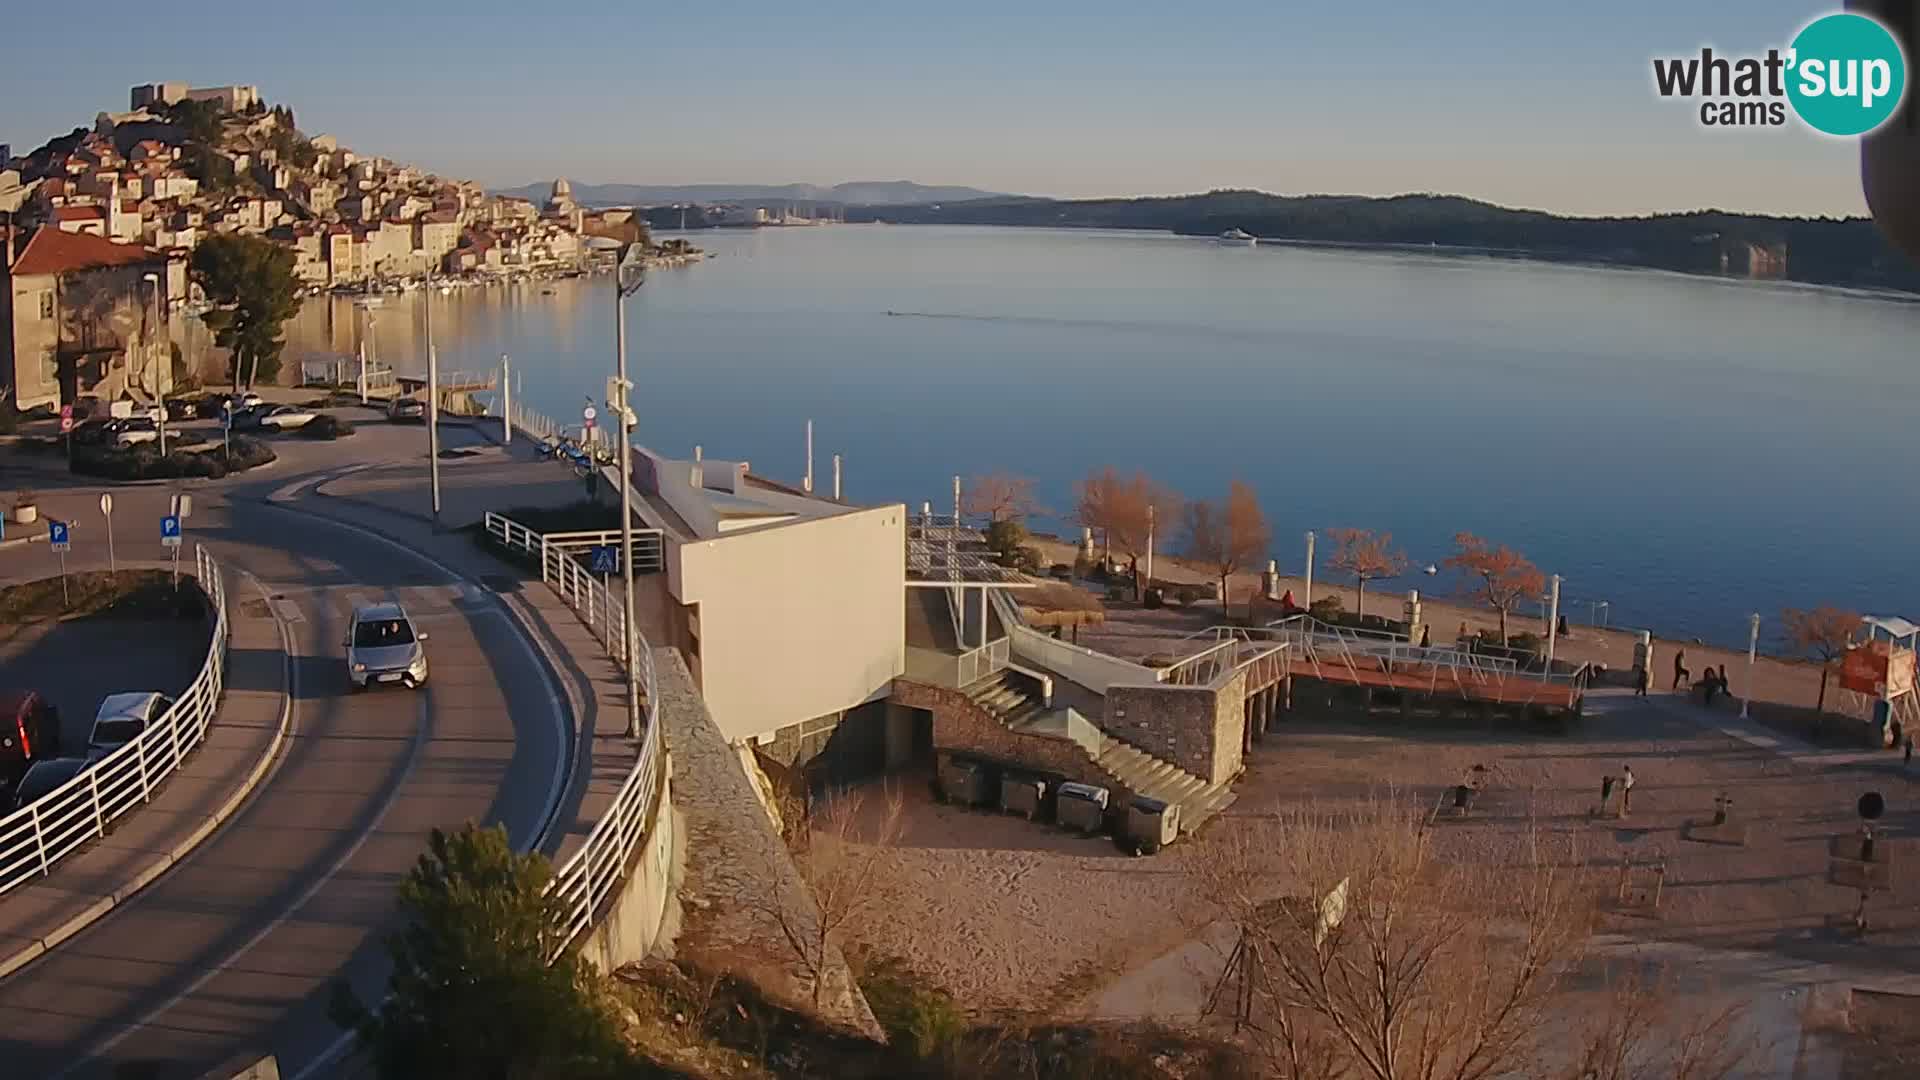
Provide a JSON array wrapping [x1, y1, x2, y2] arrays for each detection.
[[0, 546, 229, 896], [484, 511, 664, 954]]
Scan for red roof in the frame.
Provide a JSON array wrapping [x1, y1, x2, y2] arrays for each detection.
[[52, 205, 106, 222], [10, 229, 161, 275]]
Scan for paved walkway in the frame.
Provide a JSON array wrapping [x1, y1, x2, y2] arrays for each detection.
[[0, 561, 291, 978]]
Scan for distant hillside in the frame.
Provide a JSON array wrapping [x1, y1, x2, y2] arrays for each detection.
[[496, 179, 1009, 208], [847, 190, 1920, 294]]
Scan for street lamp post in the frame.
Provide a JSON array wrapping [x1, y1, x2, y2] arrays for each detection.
[[1304, 531, 1316, 613], [141, 272, 167, 454], [610, 242, 646, 739], [425, 291, 441, 527], [1741, 613, 1761, 719]]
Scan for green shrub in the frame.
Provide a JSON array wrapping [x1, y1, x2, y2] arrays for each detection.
[[69, 436, 274, 480], [1309, 595, 1345, 622], [856, 955, 967, 1061], [984, 518, 1027, 564], [1175, 584, 1205, 607], [1013, 545, 1045, 573], [1143, 587, 1165, 609]]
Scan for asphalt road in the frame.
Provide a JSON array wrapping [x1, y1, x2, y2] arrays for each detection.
[[0, 423, 571, 1079]]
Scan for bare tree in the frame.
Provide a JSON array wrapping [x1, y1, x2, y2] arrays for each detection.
[[962, 472, 1041, 523], [1190, 798, 1750, 1080], [1185, 481, 1272, 619], [777, 785, 906, 1008], [1781, 605, 1859, 715], [1445, 532, 1545, 644], [1326, 528, 1408, 622], [1108, 472, 1182, 600], [1075, 466, 1122, 562]]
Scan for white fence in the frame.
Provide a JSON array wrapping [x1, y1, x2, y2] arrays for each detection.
[[483, 511, 667, 952], [0, 546, 229, 896]]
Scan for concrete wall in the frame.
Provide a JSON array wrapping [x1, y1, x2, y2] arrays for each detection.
[[6, 272, 57, 409], [676, 504, 906, 743], [896, 678, 1113, 793], [577, 766, 681, 974], [1008, 621, 1158, 694], [1104, 668, 1247, 787]]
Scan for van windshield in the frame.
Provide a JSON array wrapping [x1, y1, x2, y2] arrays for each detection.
[[92, 718, 145, 746], [353, 619, 415, 647]]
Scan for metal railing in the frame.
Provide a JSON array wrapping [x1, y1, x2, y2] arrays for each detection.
[[0, 545, 229, 896], [955, 637, 1012, 687], [542, 528, 665, 575], [483, 511, 665, 953]]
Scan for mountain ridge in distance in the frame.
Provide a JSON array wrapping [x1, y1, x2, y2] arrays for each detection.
[[494, 179, 1011, 207]]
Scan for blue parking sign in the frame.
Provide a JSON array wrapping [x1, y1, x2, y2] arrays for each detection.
[[589, 545, 618, 574], [48, 520, 70, 552], [160, 515, 182, 548]]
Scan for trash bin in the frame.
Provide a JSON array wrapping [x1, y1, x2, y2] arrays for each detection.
[[1056, 781, 1110, 834], [1000, 773, 1048, 821], [938, 755, 993, 808], [1126, 795, 1182, 854]]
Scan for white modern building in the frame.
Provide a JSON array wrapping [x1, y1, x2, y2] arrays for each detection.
[[622, 447, 906, 763]]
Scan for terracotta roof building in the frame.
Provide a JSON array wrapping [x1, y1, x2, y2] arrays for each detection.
[[4, 228, 172, 411]]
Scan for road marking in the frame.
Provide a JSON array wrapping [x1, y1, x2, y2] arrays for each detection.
[[273, 507, 573, 1080], [270, 597, 305, 624]]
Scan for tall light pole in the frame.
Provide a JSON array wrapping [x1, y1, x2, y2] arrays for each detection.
[[611, 241, 645, 739], [1741, 613, 1761, 719], [425, 289, 441, 527], [141, 272, 167, 454], [1303, 530, 1317, 614], [1545, 574, 1562, 667]]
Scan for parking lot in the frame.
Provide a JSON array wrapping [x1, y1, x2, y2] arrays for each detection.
[[0, 617, 209, 757]]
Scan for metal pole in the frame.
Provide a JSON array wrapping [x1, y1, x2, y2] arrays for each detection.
[[614, 255, 643, 740], [1146, 504, 1155, 590], [426, 295, 441, 527], [105, 509, 115, 576], [1545, 574, 1562, 666], [357, 337, 367, 405], [1741, 613, 1760, 719], [501, 353, 512, 446], [60, 548, 69, 606], [804, 419, 813, 493], [832, 454, 842, 501], [1304, 531, 1316, 612]]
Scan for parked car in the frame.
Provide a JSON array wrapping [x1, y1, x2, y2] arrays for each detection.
[[69, 418, 115, 446], [0, 691, 62, 802], [387, 397, 425, 422], [86, 691, 175, 761], [112, 416, 161, 448], [224, 392, 264, 415], [164, 397, 207, 422], [12, 758, 92, 813], [255, 404, 318, 431], [345, 602, 429, 690]]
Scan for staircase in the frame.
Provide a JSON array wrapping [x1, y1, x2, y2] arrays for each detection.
[[964, 671, 1048, 729], [960, 671, 1237, 834]]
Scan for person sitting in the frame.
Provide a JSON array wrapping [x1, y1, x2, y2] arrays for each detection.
[[1702, 666, 1720, 706]]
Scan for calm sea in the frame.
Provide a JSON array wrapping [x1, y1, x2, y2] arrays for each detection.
[[285, 225, 1920, 648]]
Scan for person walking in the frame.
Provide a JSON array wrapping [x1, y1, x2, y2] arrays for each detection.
[[1905, 733, 1913, 769], [1621, 765, 1636, 814], [1672, 649, 1690, 691], [1634, 665, 1650, 697]]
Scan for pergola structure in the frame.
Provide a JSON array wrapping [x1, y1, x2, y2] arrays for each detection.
[[906, 495, 1035, 655], [1843, 615, 1920, 744]]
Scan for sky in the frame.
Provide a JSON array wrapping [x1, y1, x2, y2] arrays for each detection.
[[0, 1, 1877, 217]]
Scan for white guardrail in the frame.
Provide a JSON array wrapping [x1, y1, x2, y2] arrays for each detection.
[[483, 511, 665, 951], [0, 545, 229, 896]]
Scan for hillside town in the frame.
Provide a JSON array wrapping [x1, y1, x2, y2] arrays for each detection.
[[0, 82, 664, 413]]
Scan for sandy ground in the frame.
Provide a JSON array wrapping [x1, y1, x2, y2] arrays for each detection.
[[835, 688, 1920, 1022]]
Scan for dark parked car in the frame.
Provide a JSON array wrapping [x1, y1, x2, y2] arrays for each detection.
[[68, 418, 115, 446], [12, 758, 92, 813], [0, 690, 61, 804]]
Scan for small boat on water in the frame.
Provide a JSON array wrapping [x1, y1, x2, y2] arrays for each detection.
[[1218, 228, 1257, 247]]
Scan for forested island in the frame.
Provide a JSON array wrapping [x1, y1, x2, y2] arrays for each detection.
[[847, 190, 1920, 294]]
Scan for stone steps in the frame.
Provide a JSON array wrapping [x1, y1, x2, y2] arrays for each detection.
[[962, 670, 1234, 836]]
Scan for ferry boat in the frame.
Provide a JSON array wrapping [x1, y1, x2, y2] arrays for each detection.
[[1218, 228, 1257, 246]]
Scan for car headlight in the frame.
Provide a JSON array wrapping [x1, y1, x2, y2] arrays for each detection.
[[353, 663, 367, 672]]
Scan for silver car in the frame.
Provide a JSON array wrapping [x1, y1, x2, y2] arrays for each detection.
[[344, 602, 430, 690]]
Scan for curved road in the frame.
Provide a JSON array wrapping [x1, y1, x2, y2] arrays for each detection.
[[0, 437, 572, 1079]]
